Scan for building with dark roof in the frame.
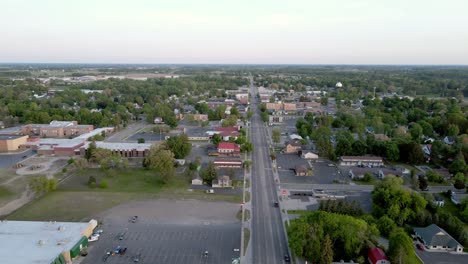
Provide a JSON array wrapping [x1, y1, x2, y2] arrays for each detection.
[[414, 224, 464, 252]]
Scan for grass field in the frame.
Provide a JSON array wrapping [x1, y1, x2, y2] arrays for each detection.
[[0, 186, 13, 199], [6, 168, 242, 221]]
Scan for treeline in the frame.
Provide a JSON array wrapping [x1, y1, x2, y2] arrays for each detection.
[[253, 66, 468, 97], [0, 75, 247, 127]]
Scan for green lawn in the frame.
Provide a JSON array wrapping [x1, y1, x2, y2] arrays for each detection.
[[243, 228, 250, 256], [0, 186, 13, 198], [5, 168, 242, 221], [408, 251, 423, 264]]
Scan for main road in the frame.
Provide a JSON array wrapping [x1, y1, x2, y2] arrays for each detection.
[[249, 76, 290, 263]]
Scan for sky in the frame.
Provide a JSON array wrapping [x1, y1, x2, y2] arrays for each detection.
[[1, 0, 467, 64]]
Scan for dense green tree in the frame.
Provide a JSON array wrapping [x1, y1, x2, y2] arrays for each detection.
[[201, 162, 218, 184], [449, 159, 467, 175], [272, 128, 281, 144], [377, 216, 397, 237], [288, 211, 377, 263], [143, 144, 175, 183], [388, 229, 414, 264], [166, 134, 192, 159], [372, 176, 427, 225]]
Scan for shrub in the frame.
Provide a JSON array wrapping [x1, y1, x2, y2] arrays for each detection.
[[88, 176, 97, 187], [67, 158, 75, 165], [62, 168, 67, 173], [100, 180, 108, 189]]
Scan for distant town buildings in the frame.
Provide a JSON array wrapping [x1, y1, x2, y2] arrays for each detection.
[[21, 121, 94, 138]]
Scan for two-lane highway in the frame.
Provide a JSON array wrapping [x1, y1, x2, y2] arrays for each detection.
[[249, 77, 290, 263]]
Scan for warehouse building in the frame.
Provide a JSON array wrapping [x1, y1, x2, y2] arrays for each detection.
[[0, 134, 29, 152], [0, 219, 97, 264]]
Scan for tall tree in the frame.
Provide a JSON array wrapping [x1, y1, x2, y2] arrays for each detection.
[[272, 128, 281, 144], [320, 234, 334, 264], [166, 134, 192, 159], [202, 162, 218, 184], [143, 144, 175, 183], [388, 229, 413, 264]]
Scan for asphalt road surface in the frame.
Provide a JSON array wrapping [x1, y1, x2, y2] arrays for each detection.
[[250, 78, 290, 263]]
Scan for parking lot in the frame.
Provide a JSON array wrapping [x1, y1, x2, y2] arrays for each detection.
[[276, 155, 342, 184], [82, 200, 241, 264], [0, 149, 34, 168], [415, 246, 468, 264]]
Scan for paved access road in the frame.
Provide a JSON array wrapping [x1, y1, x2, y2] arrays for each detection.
[[249, 78, 290, 264]]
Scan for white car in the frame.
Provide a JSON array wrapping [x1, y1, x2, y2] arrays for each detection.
[[88, 234, 99, 242]]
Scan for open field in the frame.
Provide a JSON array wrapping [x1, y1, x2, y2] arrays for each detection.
[[5, 168, 242, 221]]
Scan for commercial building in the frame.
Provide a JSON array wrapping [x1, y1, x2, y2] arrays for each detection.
[[213, 158, 243, 168], [0, 220, 97, 264], [217, 142, 240, 154], [339, 156, 384, 167], [414, 224, 464, 252], [0, 134, 28, 152], [21, 121, 94, 138], [80, 142, 152, 158]]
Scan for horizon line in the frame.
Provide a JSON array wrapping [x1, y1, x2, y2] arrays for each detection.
[[1, 62, 468, 67]]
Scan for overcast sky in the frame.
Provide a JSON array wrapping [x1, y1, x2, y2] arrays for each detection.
[[1, 0, 467, 64]]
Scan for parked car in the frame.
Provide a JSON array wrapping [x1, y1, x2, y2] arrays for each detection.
[[113, 246, 122, 254], [132, 254, 141, 262], [120, 247, 127, 255], [88, 234, 99, 242], [417, 244, 425, 250], [131, 216, 138, 223], [94, 229, 104, 234], [273, 201, 279, 207], [284, 254, 291, 262], [118, 232, 125, 240], [206, 189, 214, 194]]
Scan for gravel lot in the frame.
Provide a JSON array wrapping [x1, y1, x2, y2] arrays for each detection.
[[82, 199, 241, 264]]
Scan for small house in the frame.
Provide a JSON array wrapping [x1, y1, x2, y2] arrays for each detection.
[[284, 140, 302, 154], [212, 175, 232, 188], [368, 247, 390, 264], [191, 173, 203, 185], [294, 164, 309, 176], [433, 195, 445, 207], [301, 150, 318, 159]]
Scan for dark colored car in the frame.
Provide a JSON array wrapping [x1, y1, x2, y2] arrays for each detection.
[[120, 247, 127, 255], [417, 244, 425, 250], [284, 254, 291, 262], [274, 201, 279, 207]]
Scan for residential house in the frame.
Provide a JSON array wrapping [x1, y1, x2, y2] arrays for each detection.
[[301, 150, 318, 159], [284, 141, 302, 154], [414, 224, 464, 252], [339, 156, 384, 167], [191, 173, 203, 185], [374, 134, 390, 141], [368, 247, 390, 264], [154, 117, 164, 124], [193, 114, 209, 122], [294, 164, 309, 176], [444, 136, 455, 145], [433, 195, 445, 207], [212, 175, 232, 188]]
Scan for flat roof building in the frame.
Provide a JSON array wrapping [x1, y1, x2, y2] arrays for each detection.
[[0, 134, 29, 152], [0, 220, 97, 264]]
